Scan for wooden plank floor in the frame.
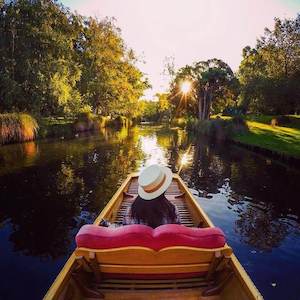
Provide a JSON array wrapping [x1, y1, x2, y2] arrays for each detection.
[[114, 178, 195, 227], [88, 288, 220, 300]]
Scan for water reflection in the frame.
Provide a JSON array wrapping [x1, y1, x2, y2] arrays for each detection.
[[0, 126, 299, 299], [140, 135, 169, 166], [182, 138, 300, 249], [0, 127, 144, 260], [56, 163, 85, 195], [235, 202, 289, 251], [23, 141, 39, 160]]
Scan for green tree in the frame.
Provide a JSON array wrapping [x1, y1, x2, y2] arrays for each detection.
[[139, 100, 160, 121], [155, 93, 170, 120], [169, 59, 236, 120], [238, 15, 300, 114], [77, 17, 149, 117], [0, 0, 83, 115], [0, 1, 148, 117]]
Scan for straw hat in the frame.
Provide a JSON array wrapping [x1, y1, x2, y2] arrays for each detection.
[[138, 164, 173, 200]]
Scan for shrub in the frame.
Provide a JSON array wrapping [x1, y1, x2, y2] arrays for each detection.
[[37, 117, 74, 138], [93, 116, 110, 129], [171, 117, 188, 128], [0, 113, 39, 144], [186, 117, 200, 131], [76, 112, 94, 123], [187, 116, 248, 141], [107, 116, 129, 128], [79, 104, 93, 114], [222, 106, 244, 116], [39, 123, 73, 139], [73, 112, 96, 132], [226, 116, 249, 136], [73, 113, 132, 132]]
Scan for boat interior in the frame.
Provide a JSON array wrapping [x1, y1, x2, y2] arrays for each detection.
[[46, 175, 262, 300]]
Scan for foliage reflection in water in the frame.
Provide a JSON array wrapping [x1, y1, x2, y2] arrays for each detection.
[[0, 125, 299, 300]]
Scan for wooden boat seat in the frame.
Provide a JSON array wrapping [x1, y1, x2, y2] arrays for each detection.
[[75, 245, 232, 275], [73, 238, 232, 297], [74, 224, 232, 284]]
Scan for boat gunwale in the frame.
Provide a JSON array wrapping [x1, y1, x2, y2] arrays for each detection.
[[44, 172, 263, 300]]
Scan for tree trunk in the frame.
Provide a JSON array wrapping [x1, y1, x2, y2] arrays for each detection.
[[11, 27, 16, 81], [202, 92, 206, 121], [205, 93, 212, 120], [198, 90, 203, 120], [202, 90, 210, 120], [198, 89, 212, 121]]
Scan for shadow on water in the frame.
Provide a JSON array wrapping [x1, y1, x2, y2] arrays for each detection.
[[0, 125, 299, 299]]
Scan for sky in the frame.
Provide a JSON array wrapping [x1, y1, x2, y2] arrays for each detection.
[[62, 0, 299, 99]]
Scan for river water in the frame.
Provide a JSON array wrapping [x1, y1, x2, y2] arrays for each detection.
[[0, 125, 299, 300]]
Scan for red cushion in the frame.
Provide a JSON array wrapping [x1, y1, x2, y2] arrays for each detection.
[[76, 224, 225, 250]]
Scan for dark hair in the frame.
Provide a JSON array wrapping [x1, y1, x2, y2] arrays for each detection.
[[130, 193, 177, 228]]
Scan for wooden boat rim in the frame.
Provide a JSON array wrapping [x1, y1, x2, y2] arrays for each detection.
[[44, 172, 263, 300]]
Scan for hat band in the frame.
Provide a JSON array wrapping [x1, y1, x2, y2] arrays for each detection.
[[143, 174, 166, 193]]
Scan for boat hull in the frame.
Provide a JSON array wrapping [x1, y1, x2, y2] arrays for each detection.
[[44, 173, 263, 300]]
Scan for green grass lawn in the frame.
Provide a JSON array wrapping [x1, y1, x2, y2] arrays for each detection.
[[213, 114, 300, 129], [234, 121, 300, 158], [243, 114, 300, 130]]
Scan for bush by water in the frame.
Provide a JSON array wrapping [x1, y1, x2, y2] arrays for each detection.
[[73, 112, 110, 132], [187, 117, 249, 141], [0, 113, 38, 144]]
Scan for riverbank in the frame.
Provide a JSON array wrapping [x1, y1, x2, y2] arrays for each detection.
[[233, 121, 300, 159], [39, 115, 132, 139], [243, 114, 300, 130], [38, 117, 74, 139], [0, 113, 134, 144], [187, 115, 300, 161]]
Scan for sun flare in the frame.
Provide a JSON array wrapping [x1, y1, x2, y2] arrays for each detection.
[[180, 81, 192, 94], [181, 153, 189, 166]]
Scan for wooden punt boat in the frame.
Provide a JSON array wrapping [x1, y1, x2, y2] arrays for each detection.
[[44, 173, 263, 300]]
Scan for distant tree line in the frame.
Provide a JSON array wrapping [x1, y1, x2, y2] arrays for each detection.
[[140, 93, 170, 122], [0, 0, 149, 117], [168, 15, 300, 120]]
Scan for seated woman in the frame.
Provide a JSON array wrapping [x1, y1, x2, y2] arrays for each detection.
[[123, 164, 180, 228]]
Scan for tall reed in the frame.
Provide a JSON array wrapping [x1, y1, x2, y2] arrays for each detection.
[[0, 113, 39, 144]]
